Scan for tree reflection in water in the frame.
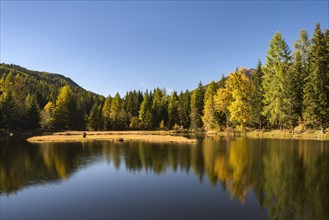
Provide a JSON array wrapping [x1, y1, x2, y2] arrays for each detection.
[[0, 137, 328, 219]]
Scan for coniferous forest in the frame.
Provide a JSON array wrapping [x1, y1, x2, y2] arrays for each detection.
[[1, 23, 329, 133]]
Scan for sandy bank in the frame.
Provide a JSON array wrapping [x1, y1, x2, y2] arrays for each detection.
[[27, 131, 197, 144]]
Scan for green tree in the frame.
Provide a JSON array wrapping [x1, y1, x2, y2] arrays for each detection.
[[139, 91, 153, 130], [303, 24, 329, 132], [87, 103, 102, 130], [179, 90, 191, 129], [202, 81, 218, 131], [151, 88, 167, 129], [129, 117, 140, 130], [0, 91, 16, 130], [168, 91, 179, 129], [250, 60, 266, 129], [262, 32, 292, 128], [102, 96, 112, 130], [289, 29, 311, 126], [282, 52, 303, 132], [25, 94, 41, 130], [190, 82, 205, 130]]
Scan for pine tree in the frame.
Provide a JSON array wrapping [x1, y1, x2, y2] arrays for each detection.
[[262, 32, 292, 128], [303, 24, 329, 132], [202, 81, 218, 131], [250, 60, 266, 129]]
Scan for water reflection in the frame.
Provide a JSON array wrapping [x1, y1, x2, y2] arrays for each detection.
[[1, 137, 328, 219]]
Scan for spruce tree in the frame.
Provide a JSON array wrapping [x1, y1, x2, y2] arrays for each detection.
[[0, 91, 16, 130], [25, 94, 41, 130], [179, 90, 191, 129], [303, 24, 329, 132], [282, 52, 303, 131], [250, 60, 265, 129]]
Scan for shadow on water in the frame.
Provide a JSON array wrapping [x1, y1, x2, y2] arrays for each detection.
[[1, 137, 329, 219]]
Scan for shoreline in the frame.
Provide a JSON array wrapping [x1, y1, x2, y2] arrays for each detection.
[[21, 128, 329, 143], [26, 131, 198, 144]]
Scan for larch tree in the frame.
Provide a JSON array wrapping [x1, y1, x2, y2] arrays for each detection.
[[168, 91, 179, 129], [50, 85, 74, 130], [226, 69, 253, 129], [262, 32, 292, 128], [102, 96, 112, 130], [190, 81, 205, 130], [110, 93, 123, 130], [214, 87, 232, 128], [87, 103, 103, 131], [139, 91, 153, 130], [202, 81, 218, 131]]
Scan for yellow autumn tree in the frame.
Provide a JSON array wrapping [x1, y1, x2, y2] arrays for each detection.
[[226, 68, 253, 129], [214, 88, 232, 127]]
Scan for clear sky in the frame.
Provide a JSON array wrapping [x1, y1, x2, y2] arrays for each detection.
[[1, 1, 328, 97]]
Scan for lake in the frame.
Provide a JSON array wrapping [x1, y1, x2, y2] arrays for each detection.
[[1, 137, 328, 219]]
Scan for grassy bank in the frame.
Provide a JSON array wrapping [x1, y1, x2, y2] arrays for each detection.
[[206, 128, 329, 140], [27, 131, 197, 144], [246, 129, 329, 140]]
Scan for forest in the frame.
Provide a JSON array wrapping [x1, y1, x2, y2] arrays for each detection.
[[0, 23, 328, 133]]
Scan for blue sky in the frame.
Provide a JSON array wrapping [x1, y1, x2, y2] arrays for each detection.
[[1, 1, 328, 97]]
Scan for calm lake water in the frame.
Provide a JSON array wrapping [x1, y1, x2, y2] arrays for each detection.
[[1, 137, 329, 219]]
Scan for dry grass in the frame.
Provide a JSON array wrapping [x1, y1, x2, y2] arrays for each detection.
[[246, 129, 329, 140], [27, 131, 197, 144]]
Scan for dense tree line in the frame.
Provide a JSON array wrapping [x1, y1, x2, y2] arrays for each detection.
[[0, 23, 328, 133]]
